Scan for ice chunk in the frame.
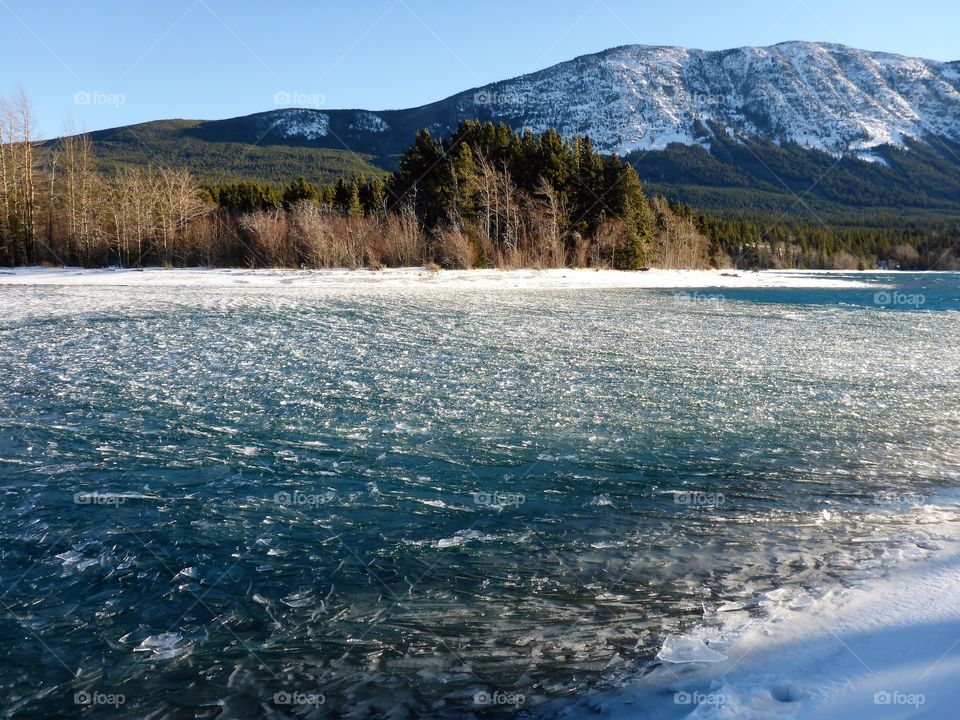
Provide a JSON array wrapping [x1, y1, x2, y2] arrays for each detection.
[[133, 632, 192, 660], [657, 634, 728, 664], [282, 590, 315, 608], [436, 529, 487, 548]]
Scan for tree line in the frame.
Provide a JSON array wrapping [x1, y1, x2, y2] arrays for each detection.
[[696, 212, 960, 270], [2, 88, 954, 270], [1, 87, 713, 270]]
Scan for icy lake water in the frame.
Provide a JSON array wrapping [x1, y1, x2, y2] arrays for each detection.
[[1, 274, 960, 718]]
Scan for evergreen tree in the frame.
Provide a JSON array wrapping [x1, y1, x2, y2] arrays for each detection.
[[282, 176, 317, 208], [448, 142, 477, 223], [347, 178, 364, 219], [387, 129, 447, 227], [366, 177, 387, 217]]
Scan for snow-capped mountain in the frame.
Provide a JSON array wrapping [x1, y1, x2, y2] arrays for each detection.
[[232, 41, 960, 162], [79, 42, 960, 217], [453, 42, 960, 159]]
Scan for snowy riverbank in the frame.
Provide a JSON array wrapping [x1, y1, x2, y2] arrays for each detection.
[[587, 495, 960, 720], [0, 266, 890, 290]]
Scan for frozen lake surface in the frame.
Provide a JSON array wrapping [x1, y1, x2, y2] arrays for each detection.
[[1, 270, 959, 718]]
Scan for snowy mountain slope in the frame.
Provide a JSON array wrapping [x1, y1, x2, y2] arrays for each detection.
[[449, 41, 960, 158], [166, 41, 960, 164]]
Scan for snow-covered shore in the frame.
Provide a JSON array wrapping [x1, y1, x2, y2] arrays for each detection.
[[0, 266, 888, 290], [588, 497, 960, 720]]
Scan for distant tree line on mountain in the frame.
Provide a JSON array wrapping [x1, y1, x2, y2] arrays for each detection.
[[36, 119, 386, 188], [2, 89, 958, 270], [630, 130, 960, 217]]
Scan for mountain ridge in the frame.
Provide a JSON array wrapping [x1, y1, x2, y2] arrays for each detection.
[[76, 41, 960, 160], [51, 41, 960, 222]]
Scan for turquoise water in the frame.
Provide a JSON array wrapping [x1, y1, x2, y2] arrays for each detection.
[[686, 272, 960, 311], [1, 275, 959, 718]]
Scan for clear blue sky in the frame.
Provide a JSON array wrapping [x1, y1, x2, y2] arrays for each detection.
[[2, 0, 958, 139]]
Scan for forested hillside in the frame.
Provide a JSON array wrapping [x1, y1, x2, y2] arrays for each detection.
[[39, 119, 386, 185], [8, 94, 960, 271]]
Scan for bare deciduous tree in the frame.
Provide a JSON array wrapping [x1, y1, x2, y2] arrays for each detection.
[[156, 167, 208, 266], [0, 88, 39, 264]]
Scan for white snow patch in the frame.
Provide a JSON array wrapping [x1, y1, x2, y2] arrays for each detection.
[[0, 267, 888, 291], [349, 111, 389, 133], [269, 109, 329, 139]]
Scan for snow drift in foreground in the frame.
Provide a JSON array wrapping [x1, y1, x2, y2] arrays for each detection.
[[579, 494, 960, 720], [0, 266, 884, 290]]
